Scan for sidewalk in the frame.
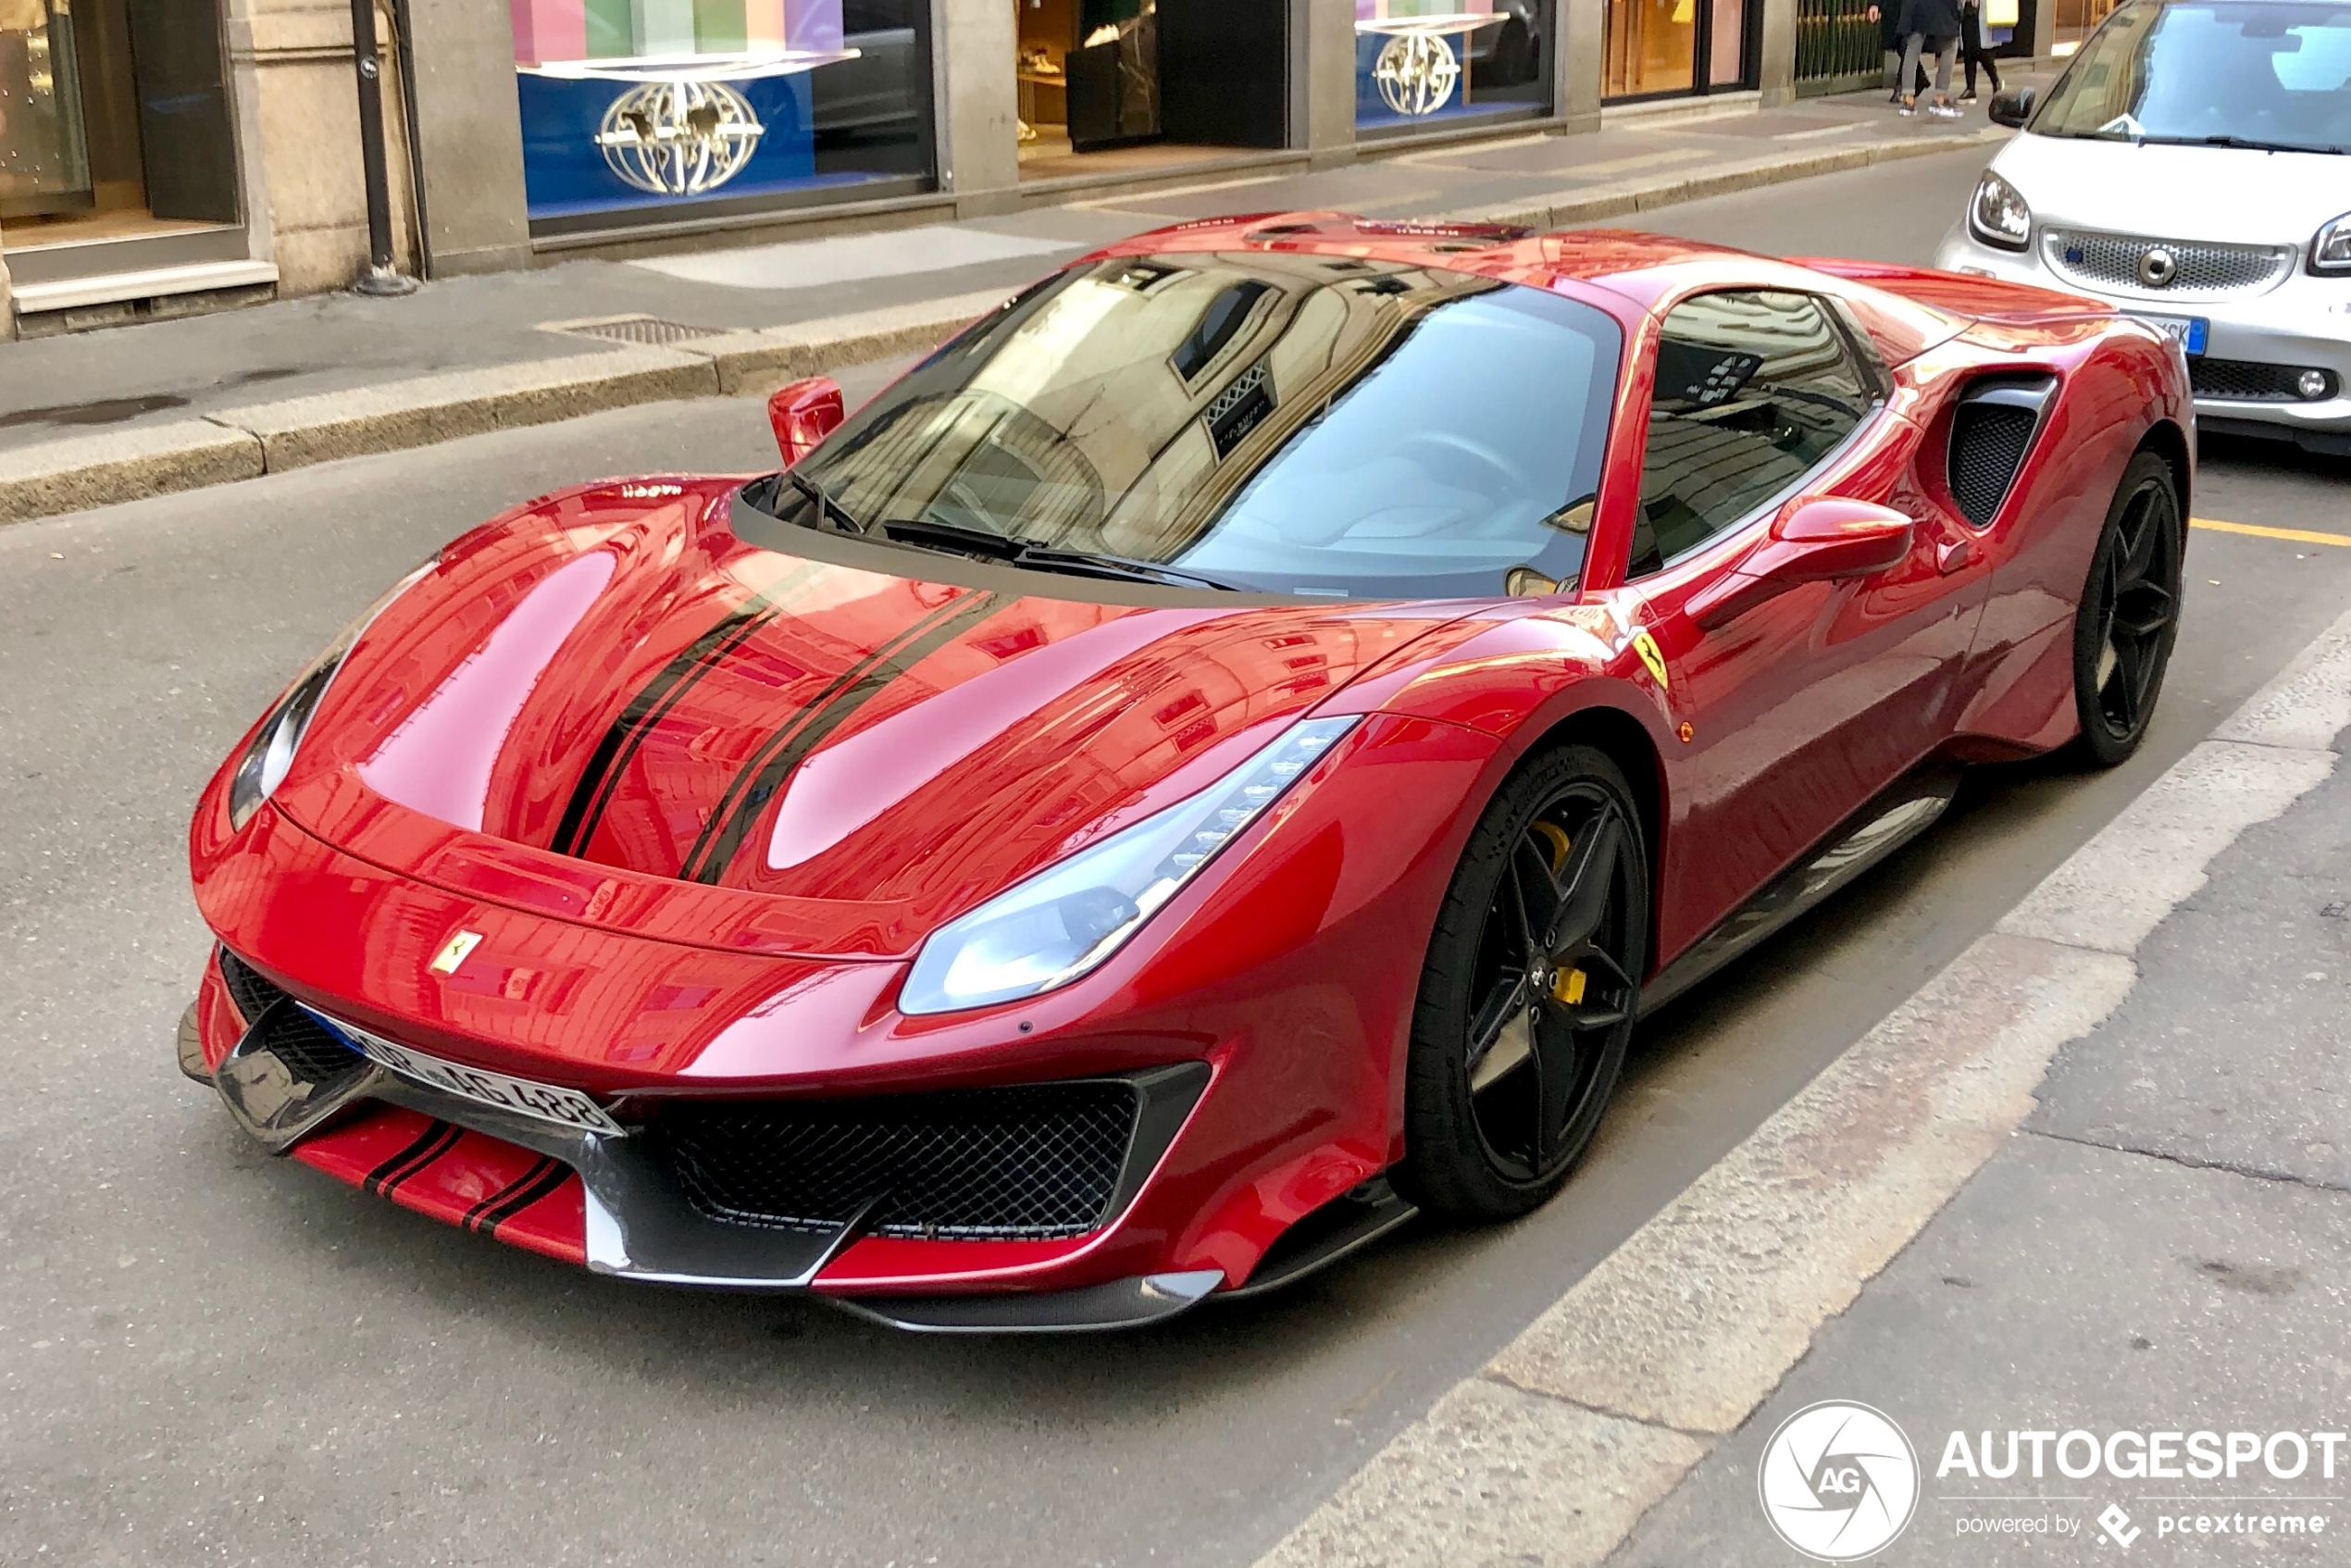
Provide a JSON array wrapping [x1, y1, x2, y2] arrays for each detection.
[[1611, 701, 2351, 1562], [0, 85, 2014, 524], [1257, 612, 2351, 1567]]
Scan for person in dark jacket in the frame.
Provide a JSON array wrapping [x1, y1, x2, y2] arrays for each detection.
[[1957, 0, 2004, 100], [1897, 0, 1963, 117], [1872, 2, 1930, 100]]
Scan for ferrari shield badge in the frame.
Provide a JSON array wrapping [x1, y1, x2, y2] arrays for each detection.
[[429, 929, 484, 976], [1632, 629, 1671, 691]]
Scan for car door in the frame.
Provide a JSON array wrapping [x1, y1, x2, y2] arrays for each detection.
[[1596, 288, 1985, 962]]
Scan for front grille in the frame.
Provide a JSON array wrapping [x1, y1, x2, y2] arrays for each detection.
[[2043, 230, 2292, 298], [216, 947, 363, 1079], [656, 1081, 1141, 1240], [2191, 357, 2337, 403]]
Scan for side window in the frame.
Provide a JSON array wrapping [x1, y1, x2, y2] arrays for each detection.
[[1625, 291, 1879, 580]]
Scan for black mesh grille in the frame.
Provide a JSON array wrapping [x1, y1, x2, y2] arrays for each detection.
[[2191, 358, 2335, 404], [1947, 402, 2039, 527], [216, 947, 280, 1027], [216, 948, 363, 1079], [657, 1082, 1141, 1239]]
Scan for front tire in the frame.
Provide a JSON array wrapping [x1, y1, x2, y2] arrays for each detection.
[[1396, 744, 1648, 1221], [2071, 451, 2183, 767]]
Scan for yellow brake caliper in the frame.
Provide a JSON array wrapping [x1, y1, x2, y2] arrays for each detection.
[[1527, 820, 1587, 1003]]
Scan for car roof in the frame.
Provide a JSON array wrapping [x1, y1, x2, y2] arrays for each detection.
[[1087, 211, 1769, 314]]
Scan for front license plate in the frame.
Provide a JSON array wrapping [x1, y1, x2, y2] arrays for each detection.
[[2128, 313, 2208, 356], [305, 1007, 625, 1136]]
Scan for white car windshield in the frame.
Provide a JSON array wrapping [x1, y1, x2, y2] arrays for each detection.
[[2033, 0, 2351, 154]]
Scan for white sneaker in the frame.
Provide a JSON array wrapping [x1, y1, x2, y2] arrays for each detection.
[[1927, 101, 1961, 118]]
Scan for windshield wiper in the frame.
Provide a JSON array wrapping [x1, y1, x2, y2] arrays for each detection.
[[788, 469, 868, 536], [1011, 544, 1240, 591], [880, 516, 1024, 560], [2171, 133, 2345, 155], [879, 516, 1238, 590]]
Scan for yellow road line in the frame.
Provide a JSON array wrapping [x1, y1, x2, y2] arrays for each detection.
[[2192, 517, 2351, 549]]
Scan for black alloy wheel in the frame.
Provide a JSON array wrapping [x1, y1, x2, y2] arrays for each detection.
[[2072, 451, 2184, 767], [1398, 744, 1648, 1220]]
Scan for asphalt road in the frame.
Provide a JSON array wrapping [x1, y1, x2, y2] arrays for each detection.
[[7, 145, 2351, 1568]]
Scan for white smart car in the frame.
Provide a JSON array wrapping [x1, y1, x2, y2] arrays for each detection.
[[1935, 0, 2351, 456]]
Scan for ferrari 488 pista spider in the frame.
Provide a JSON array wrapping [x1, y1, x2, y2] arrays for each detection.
[[184, 215, 2192, 1330]]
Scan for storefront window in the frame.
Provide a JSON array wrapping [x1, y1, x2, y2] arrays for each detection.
[[2, 0, 239, 238], [1355, 0, 1552, 131], [513, 0, 932, 227], [1605, 0, 1748, 96]]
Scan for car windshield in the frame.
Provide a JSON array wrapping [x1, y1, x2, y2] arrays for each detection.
[[2031, 0, 2351, 153], [739, 251, 1622, 599]]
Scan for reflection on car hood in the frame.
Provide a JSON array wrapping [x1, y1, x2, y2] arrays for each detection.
[[272, 477, 1470, 951], [1994, 131, 2347, 244]]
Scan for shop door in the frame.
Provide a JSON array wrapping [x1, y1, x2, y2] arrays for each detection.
[[1605, 0, 1749, 97], [1160, 0, 1285, 147], [124, 0, 237, 221]]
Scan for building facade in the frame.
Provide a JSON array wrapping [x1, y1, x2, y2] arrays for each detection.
[[0, 0, 2056, 336]]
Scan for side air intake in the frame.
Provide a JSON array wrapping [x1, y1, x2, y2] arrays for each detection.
[[1947, 375, 2058, 528]]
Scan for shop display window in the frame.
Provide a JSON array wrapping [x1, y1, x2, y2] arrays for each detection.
[[1355, 0, 1551, 131], [2, 0, 238, 241], [513, 0, 932, 225]]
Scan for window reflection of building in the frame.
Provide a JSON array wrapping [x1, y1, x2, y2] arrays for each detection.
[[1634, 292, 1867, 569], [826, 252, 1500, 563]]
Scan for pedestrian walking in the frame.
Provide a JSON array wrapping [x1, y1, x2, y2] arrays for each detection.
[[1870, 3, 1928, 101], [1957, 0, 2004, 101], [1897, 0, 1963, 118]]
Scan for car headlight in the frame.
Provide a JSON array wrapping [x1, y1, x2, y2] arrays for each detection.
[[1968, 170, 2032, 252], [226, 562, 435, 830], [2311, 212, 2351, 275], [899, 716, 1362, 1015]]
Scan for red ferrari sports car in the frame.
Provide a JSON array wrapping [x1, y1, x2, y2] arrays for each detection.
[[183, 215, 2191, 1330]]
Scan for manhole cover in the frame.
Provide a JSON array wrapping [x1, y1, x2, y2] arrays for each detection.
[[544, 315, 728, 346]]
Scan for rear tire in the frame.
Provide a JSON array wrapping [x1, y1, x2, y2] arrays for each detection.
[[1395, 744, 1648, 1221], [2071, 451, 2184, 768]]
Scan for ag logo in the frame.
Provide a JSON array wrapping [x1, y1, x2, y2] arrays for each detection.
[[1758, 1401, 1919, 1561]]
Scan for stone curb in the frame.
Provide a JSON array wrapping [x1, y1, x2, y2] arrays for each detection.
[[1255, 604, 2351, 1568], [0, 131, 2005, 529], [0, 290, 1011, 526]]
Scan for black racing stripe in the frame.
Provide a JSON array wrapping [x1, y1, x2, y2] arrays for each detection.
[[551, 569, 812, 857], [461, 1155, 563, 1233], [677, 591, 1007, 885], [475, 1159, 575, 1238], [363, 1121, 462, 1196]]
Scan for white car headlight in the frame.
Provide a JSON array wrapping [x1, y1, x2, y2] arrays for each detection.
[[1968, 170, 2032, 252], [899, 716, 1361, 1015], [2311, 211, 2351, 275], [227, 562, 434, 830]]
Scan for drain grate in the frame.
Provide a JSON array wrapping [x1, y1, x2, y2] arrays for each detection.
[[543, 315, 729, 346]]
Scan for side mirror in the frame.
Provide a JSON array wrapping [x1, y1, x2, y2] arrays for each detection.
[[1688, 498, 1915, 629], [767, 376, 844, 467], [1987, 87, 2034, 129]]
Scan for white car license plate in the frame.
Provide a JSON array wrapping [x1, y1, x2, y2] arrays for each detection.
[[305, 1006, 624, 1136], [2127, 312, 2208, 356]]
